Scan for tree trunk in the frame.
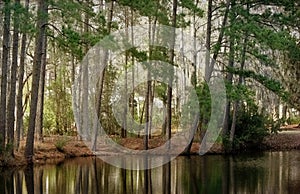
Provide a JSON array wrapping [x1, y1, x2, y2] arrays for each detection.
[[122, 8, 129, 138], [206, 0, 231, 81], [25, 0, 48, 162], [205, 0, 212, 81], [36, 31, 47, 142], [229, 101, 238, 147], [16, 0, 29, 151], [7, 0, 21, 157], [144, 73, 151, 150], [0, 0, 11, 152], [166, 0, 177, 148], [81, 0, 90, 140], [229, 1, 249, 151], [223, 0, 235, 137], [92, 0, 114, 150]]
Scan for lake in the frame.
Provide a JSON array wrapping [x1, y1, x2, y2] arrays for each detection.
[[1, 151, 300, 194]]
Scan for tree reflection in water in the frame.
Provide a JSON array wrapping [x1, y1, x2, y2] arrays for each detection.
[[0, 151, 300, 193]]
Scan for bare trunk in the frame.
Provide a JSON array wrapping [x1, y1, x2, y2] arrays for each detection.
[[122, 8, 129, 138], [7, 0, 21, 157], [206, 0, 231, 81], [229, 1, 248, 150], [92, 0, 114, 150], [36, 31, 47, 142], [205, 0, 212, 81], [130, 7, 135, 134], [25, 0, 48, 162], [0, 0, 11, 151], [166, 0, 177, 148], [82, 0, 90, 141], [16, 0, 29, 151], [223, 0, 235, 136], [144, 73, 151, 150], [229, 101, 238, 144]]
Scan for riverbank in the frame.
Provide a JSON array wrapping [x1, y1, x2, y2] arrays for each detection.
[[262, 124, 300, 150], [1, 125, 300, 167], [0, 136, 94, 167]]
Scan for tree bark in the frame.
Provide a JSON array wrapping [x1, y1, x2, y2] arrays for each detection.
[[144, 73, 151, 150], [92, 0, 114, 150], [16, 0, 29, 151], [206, 0, 231, 81], [0, 0, 11, 152], [205, 0, 212, 81], [223, 0, 235, 137], [7, 0, 20, 157], [36, 32, 47, 142], [25, 0, 48, 162], [166, 0, 177, 148], [229, 1, 248, 150]]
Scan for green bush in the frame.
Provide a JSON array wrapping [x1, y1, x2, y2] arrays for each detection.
[[228, 106, 270, 151], [288, 116, 300, 125], [54, 137, 70, 152]]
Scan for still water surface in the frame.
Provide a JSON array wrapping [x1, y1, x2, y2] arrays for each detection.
[[1, 151, 300, 194]]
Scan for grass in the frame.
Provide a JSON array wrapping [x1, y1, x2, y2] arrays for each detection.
[[54, 136, 71, 152]]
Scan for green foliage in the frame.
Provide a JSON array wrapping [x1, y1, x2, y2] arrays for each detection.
[[118, 0, 169, 24], [288, 116, 300, 125], [45, 65, 74, 135], [227, 68, 289, 101], [180, 0, 204, 17], [225, 105, 270, 151], [196, 82, 211, 127], [54, 136, 70, 152]]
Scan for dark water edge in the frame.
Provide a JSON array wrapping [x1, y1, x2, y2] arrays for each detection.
[[1, 151, 300, 194]]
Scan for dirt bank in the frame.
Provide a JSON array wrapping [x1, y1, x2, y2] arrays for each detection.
[[1, 125, 300, 167], [1, 136, 94, 167], [262, 124, 300, 151]]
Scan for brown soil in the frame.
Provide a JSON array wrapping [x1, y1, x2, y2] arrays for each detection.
[[1, 136, 94, 167], [262, 124, 300, 150], [2, 125, 300, 167]]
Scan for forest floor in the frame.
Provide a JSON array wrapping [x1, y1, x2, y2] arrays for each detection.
[[1, 124, 300, 167], [262, 124, 300, 150]]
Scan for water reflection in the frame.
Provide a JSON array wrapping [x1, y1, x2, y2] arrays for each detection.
[[0, 151, 300, 194]]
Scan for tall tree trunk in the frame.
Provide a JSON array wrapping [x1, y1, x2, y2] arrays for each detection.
[[205, 0, 212, 81], [206, 0, 231, 81], [81, 0, 90, 141], [166, 0, 177, 147], [223, 0, 235, 137], [130, 7, 136, 136], [200, 0, 212, 151], [36, 32, 47, 142], [92, 0, 114, 150], [229, 2, 249, 150], [7, 0, 21, 157], [144, 72, 151, 150], [16, 0, 29, 151], [122, 7, 129, 138], [184, 0, 200, 154], [0, 0, 11, 152], [223, 33, 235, 136], [24, 0, 48, 162]]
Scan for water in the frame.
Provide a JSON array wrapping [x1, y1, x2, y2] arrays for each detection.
[[1, 151, 300, 194]]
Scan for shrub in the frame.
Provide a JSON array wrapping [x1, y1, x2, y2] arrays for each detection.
[[54, 137, 70, 152], [227, 106, 270, 151], [288, 116, 300, 125]]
